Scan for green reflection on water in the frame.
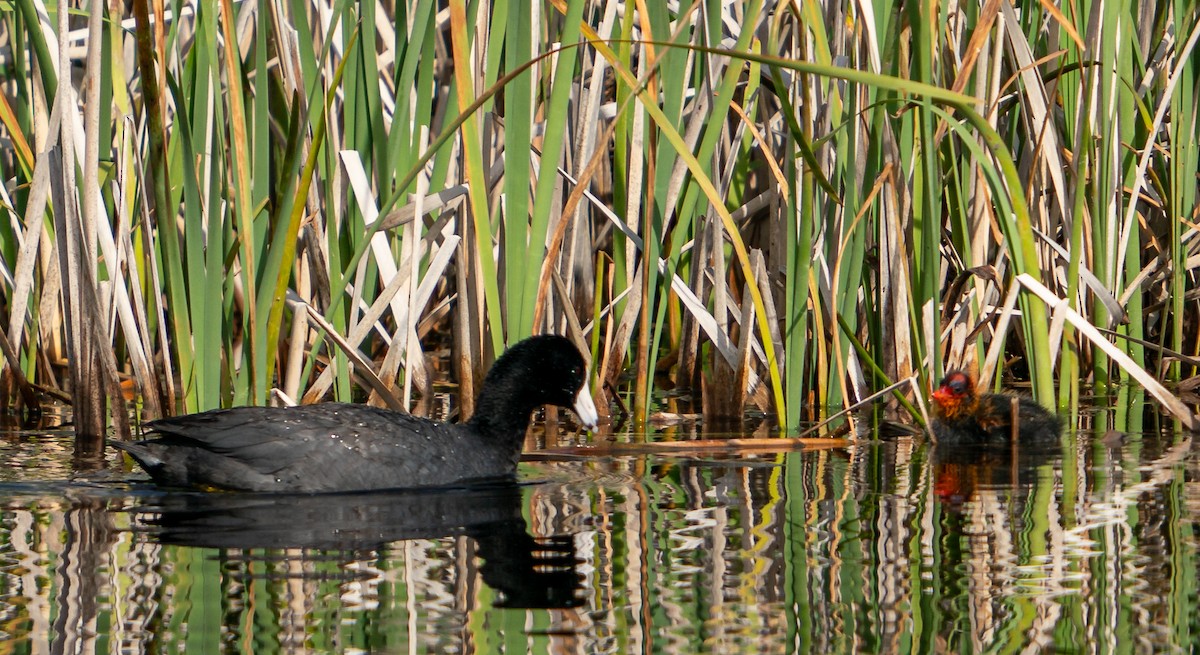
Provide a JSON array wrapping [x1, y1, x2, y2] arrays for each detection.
[[0, 425, 1197, 653]]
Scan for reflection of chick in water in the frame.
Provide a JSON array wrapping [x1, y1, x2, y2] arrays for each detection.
[[931, 371, 1062, 444], [926, 439, 1060, 508], [930, 438, 1069, 653]]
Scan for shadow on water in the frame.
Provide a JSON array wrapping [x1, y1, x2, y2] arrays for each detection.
[[130, 483, 583, 608]]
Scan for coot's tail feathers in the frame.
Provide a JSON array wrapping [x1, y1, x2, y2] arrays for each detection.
[[111, 440, 183, 488], [110, 440, 163, 469]]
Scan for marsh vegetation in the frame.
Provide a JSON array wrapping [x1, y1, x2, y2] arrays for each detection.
[[0, 1, 1196, 440]]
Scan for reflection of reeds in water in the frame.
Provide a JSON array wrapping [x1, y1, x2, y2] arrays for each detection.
[[3, 508, 58, 652], [0, 500, 122, 653], [527, 457, 795, 652], [0, 432, 1198, 650], [52, 501, 117, 654], [117, 538, 163, 653]]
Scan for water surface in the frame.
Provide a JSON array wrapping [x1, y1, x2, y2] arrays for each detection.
[[0, 416, 1197, 653]]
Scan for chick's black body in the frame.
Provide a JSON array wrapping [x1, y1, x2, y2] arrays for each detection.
[[112, 335, 598, 492]]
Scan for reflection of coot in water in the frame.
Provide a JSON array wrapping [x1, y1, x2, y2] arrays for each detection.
[[130, 484, 583, 609]]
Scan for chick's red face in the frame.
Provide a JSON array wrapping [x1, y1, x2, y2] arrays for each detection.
[[931, 371, 974, 416], [930, 385, 954, 404]]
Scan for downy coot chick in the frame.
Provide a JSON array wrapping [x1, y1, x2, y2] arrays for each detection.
[[930, 371, 1061, 444], [113, 335, 599, 492]]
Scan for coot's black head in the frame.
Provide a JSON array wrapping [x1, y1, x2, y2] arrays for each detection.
[[471, 335, 598, 430]]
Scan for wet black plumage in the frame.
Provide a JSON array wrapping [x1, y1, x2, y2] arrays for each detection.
[[930, 371, 1061, 444], [112, 335, 599, 492]]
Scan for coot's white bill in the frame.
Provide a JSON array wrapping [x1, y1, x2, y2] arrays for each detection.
[[573, 386, 599, 429]]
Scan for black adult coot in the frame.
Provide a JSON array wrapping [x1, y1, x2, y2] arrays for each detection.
[[930, 371, 1062, 444], [112, 335, 599, 492]]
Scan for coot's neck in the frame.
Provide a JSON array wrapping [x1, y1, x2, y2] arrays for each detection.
[[465, 377, 538, 448]]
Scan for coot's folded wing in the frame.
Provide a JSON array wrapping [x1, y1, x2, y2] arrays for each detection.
[[122, 404, 470, 491]]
